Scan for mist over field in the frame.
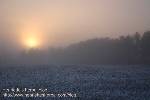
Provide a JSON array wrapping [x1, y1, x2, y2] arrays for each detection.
[[0, 31, 150, 65], [1, 0, 150, 100]]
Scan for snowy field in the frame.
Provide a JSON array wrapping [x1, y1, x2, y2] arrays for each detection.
[[0, 65, 150, 100]]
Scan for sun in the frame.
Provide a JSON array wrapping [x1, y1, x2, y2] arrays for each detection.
[[20, 29, 44, 49], [25, 37, 39, 48], [27, 38, 38, 48]]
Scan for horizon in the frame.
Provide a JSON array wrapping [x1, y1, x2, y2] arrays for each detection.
[[0, 31, 146, 55]]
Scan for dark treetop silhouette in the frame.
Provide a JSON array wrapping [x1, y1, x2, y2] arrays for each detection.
[[1, 31, 150, 65]]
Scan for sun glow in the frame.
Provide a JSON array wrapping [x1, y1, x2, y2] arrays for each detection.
[[21, 32, 42, 49], [19, 24, 47, 49], [25, 37, 39, 48]]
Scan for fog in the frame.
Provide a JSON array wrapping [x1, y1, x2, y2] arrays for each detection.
[[0, 0, 150, 50]]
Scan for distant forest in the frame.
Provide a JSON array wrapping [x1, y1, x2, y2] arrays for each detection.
[[1, 31, 150, 65]]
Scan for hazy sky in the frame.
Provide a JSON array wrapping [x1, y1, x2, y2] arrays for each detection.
[[0, 0, 150, 49]]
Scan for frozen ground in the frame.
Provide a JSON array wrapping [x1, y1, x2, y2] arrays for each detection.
[[0, 65, 150, 100]]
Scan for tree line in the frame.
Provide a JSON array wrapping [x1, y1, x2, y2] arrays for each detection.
[[47, 31, 150, 65], [1, 31, 150, 65]]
